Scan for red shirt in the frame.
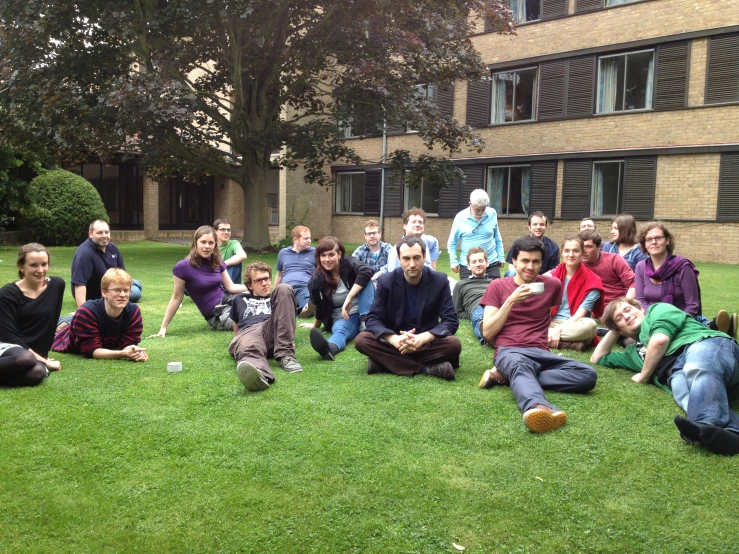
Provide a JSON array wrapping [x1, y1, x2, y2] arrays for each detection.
[[584, 252, 635, 306], [480, 276, 562, 351]]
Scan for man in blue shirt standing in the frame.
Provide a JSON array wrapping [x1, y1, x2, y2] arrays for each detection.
[[352, 219, 392, 273], [274, 225, 316, 317], [447, 189, 505, 279], [71, 219, 142, 308]]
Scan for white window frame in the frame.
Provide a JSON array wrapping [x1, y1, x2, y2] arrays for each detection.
[[490, 66, 538, 124], [596, 48, 655, 114], [591, 160, 625, 217], [335, 172, 366, 214], [486, 164, 532, 216], [403, 172, 440, 216]]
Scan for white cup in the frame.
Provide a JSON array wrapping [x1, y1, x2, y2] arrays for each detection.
[[167, 361, 183, 373], [528, 282, 545, 294]]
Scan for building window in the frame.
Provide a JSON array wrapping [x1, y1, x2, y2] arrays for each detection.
[[487, 165, 531, 215], [591, 161, 624, 216], [509, 0, 540, 23], [491, 68, 537, 124], [336, 172, 365, 213], [597, 50, 654, 113], [404, 176, 440, 215], [606, 0, 637, 5]]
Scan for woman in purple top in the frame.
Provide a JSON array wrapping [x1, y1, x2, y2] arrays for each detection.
[[600, 214, 649, 271], [153, 226, 247, 336], [634, 222, 734, 331]]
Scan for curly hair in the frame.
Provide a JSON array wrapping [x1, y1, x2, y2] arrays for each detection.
[[244, 262, 273, 289], [637, 221, 675, 255]]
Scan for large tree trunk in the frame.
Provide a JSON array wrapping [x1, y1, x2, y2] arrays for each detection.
[[240, 161, 272, 252]]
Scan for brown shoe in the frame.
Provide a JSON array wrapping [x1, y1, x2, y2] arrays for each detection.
[[712, 310, 730, 334], [523, 405, 567, 433], [479, 366, 507, 389], [729, 313, 738, 340], [558, 341, 586, 352], [425, 361, 455, 381]]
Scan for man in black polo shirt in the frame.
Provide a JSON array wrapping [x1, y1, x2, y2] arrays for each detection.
[[71, 220, 142, 307]]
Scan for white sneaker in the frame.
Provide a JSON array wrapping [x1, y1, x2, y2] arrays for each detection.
[[237, 361, 270, 392]]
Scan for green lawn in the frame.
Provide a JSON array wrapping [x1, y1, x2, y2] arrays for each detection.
[[1, 241, 738, 553]]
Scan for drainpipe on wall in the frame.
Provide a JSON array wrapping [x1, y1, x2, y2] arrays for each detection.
[[379, 113, 387, 235]]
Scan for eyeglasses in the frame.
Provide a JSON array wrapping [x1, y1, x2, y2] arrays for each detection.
[[217, 228, 232, 233], [364, 231, 379, 236], [472, 220, 484, 233], [252, 277, 271, 285], [645, 236, 666, 243], [106, 288, 131, 295]]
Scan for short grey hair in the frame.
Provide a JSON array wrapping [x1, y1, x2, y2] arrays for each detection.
[[469, 189, 489, 207]]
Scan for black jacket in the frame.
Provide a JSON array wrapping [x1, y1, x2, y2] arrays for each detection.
[[307, 256, 373, 333]]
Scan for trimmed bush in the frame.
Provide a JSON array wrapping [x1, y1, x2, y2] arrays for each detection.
[[23, 169, 108, 246]]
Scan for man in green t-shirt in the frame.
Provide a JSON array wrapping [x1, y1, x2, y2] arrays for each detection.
[[592, 297, 739, 455], [214, 218, 247, 284]]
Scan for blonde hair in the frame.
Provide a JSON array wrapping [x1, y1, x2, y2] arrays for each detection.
[[101, 268, 132, 290]]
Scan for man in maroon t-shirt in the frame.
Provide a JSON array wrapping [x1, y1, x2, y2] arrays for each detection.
[[579, 230, 635, 306], [478, 236, 597, 433]]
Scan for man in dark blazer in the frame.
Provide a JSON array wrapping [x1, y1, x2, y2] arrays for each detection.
[[355, 235, 461, 380]]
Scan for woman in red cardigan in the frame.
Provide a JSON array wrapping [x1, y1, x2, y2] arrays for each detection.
[[548, 235, 605, 352]]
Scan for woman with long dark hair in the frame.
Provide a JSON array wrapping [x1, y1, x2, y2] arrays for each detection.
[[0, 243, 65, 386], [548, 235, 605, 351], [601, 214, 648, 271], [301, 236, 374, 361], [153, 225, 247, 337]]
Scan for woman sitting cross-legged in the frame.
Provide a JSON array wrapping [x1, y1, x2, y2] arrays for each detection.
[[300, 236, 375, 361], [152, 225, 248, 337], [52, 268, 146, 361], [634, 221, 736, 336], [0, 243, 65, 386], [548, 235, 605, 352]]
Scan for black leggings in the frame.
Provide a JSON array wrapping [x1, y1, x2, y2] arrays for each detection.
[[0, 347, 47, 387]]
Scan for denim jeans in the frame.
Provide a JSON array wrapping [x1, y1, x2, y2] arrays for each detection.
[[494, 346, 597, 413], [328, 285, 375, 352], [667, 337, 739, 433], [291, 283, 310, 311], [471, 305, 484, 343], [129, 279, 143, 304]]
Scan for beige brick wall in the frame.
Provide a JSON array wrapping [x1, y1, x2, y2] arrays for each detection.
[[654, 153, 721, 219], [688, 37, 708, 106], [473, 0, 739, 65], [143, 176, 159, 234], [333, 104, 739, 162], [214, 179, 245, 234]]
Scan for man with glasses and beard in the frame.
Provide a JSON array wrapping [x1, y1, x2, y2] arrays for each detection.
[[447, 189, 505, 279]]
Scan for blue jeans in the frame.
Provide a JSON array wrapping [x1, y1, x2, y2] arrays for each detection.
[[471, 305, 484, 343], [667, 337, 739, 433], [495, 347, 597, 413], [291, 283, 310, 311], [328, 285, 375, 352], [226, 264, 243, 285], [129, 279, 143, 303]]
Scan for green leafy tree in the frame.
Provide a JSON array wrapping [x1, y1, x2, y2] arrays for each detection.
[[24, 169, 108, 246], [0, 0, 513, 250]]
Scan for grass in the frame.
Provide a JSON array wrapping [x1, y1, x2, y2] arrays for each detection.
[[1, 241, 739, 553]]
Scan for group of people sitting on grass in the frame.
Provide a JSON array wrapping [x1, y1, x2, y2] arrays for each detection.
[[2, 194, 739, 456]]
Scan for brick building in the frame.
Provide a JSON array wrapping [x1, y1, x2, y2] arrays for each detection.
[[286, 0, 739, 264]]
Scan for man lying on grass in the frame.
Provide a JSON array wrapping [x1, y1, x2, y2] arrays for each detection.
[[229, 262, 303, 392], [52, 268, 147, 362], [478, 236, 597, 433], [591, 297, 739, 455]]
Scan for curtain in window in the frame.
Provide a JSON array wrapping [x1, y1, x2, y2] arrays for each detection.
[[593, 166, 604, 216], [606, 0, 632, 5], [521, 168, 531, 214], [509, 0, 526, 23], [492, 74, 508, 124], [644, 55, 655, 109], [489, 168, 505, 213], [597, 58, 619, 113]]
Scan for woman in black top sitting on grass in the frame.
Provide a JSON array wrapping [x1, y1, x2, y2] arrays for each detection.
[[0, 243, 65, 386]]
